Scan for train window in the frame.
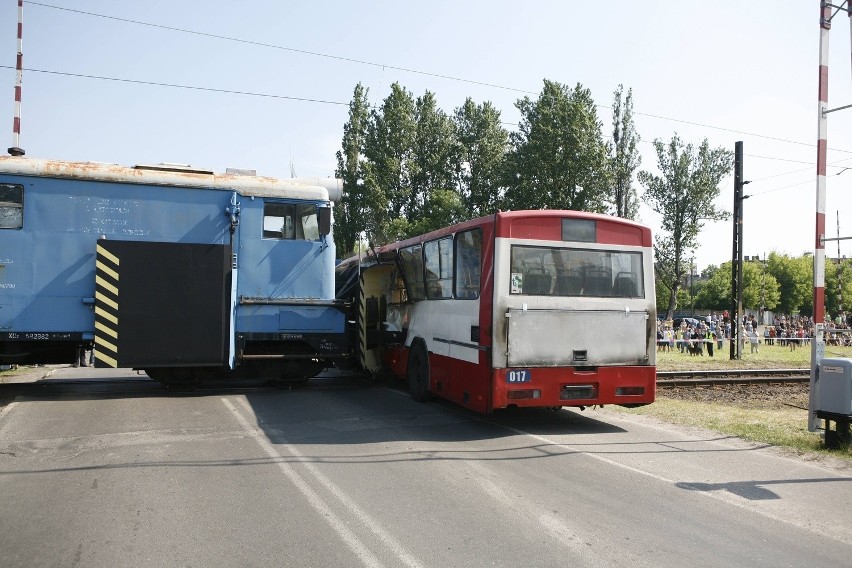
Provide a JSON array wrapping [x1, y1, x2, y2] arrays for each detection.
[[455, 229, 481, 299], [262, 202, 320, 240], [424, 237, 453, 299], [398, 244, 425, 301], [510, 245, 644, 298], [0, 184, 23, 229]]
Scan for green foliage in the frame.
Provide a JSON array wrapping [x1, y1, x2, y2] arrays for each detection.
[[410, 91, 457, 221], [342, 84, 508, 246], [607, 84, 640, 219], [453, 98, 509, 217], [363, 82, 417, 244], [334, 83, 370, 257], [766, 253, 812, 315], [695, 260, 780, 311], [639, 135, 733, 319], [506, 80, 610, 212], [824, 258, 852, 318]]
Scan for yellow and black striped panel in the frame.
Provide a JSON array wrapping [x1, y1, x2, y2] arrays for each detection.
[[94, 243, 119, 368], [91, 240, 230, 368]]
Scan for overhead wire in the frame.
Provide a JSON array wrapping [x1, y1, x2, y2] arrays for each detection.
[[24, 1, 852, 156], [0, 64, 350, 106]]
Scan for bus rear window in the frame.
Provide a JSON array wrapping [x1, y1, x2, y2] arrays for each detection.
[[0, 184, 23, 229], [510, 245, 644, 298]]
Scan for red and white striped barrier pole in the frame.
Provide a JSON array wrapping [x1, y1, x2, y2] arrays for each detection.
[[8, 0, 24, 156], [809, 1, 832, 432]]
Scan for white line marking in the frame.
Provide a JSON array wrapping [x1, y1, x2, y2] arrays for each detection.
[[221, 398, 384, 568], [497, 421, 852, 545], [224, 397, 424, 568], [0, 399, 19, 424]]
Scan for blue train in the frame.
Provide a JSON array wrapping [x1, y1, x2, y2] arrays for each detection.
[[0, 156, 348, 385]]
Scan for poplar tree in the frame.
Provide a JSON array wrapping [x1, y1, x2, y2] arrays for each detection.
[[334, 83, 370, 257], [639, 135, 733, 319], [506, 80, 610, 213], [453, 98, 509, 217], [409, 91, 462, 232], [608, 84, 641, 219], [362, 83, 416, 244]]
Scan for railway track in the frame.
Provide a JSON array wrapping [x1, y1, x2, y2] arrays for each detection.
[[657, 368, 809, 388]]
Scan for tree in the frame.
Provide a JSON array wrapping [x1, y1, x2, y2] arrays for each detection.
[[362, 83, 416, 244], [334, 83, 370, 257], [408, 91, 459, 232], [695, 260, 780, 311], [824, 258, 852, 319], [639, 135, 733, 320], [608, 84, 641, 219], [766, 253, 812, 315], [453, 98, 509, 217], [506, 80, 610, 212]]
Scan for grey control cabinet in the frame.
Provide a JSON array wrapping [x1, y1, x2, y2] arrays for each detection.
[[818, 358, 852, 415]]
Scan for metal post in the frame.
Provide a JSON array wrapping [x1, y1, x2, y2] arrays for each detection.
[[809, 0, 832, 432], [838, 211, 843, 316], [730, 141, 744, 359], [8, 0, 24, 156], [730, 143, 741, 360]]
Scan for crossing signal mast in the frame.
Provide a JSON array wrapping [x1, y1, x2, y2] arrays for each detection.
[[8, 0, 24, 156], [809, 1, 852, 433]]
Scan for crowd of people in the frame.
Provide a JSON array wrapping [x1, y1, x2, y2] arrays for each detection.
[[655, 311, 852, 356]]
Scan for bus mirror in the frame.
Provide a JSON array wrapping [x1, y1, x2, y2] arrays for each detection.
[[318, 207, 331, 236]]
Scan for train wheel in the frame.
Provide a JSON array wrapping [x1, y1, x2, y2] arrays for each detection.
[[407, 341, 432, 402]]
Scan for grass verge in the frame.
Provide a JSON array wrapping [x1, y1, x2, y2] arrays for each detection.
[[614, 343, 852, 464]]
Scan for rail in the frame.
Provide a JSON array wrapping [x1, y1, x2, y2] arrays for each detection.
[[657, 368, 809, 388]]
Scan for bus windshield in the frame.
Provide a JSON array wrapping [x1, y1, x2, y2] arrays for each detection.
[[510, 245, 644, 298]]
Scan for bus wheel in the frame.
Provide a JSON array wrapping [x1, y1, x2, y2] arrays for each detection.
[[407, 341, 432, 402]]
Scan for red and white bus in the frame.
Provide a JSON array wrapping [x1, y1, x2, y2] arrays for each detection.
[[338, 210, 656, 413]]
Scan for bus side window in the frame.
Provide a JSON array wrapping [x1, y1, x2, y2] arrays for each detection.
[[398, 244, 425, 301], [424, 237, 453, 299], [454, 229, 481, 299]]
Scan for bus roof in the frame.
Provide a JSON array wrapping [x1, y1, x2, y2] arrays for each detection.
[[0, 156, 342, 202], [372, 210, 652, 253]]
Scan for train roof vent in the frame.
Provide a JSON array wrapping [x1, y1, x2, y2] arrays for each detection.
[[133, 163, 214, 175], [225, 167, 257, 176]]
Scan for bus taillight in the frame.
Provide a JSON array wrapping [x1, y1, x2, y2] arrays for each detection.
[[507, 389, 541, 400]]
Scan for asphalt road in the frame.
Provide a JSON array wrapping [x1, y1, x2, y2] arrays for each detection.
[[0, 366, 850, 567]]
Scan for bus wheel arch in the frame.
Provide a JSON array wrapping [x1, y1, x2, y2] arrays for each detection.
[[407, 338, 432, 402]]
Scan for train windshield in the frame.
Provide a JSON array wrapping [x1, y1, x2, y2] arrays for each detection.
[[509, 244, 644, 298], [262, 202, 320, 240]]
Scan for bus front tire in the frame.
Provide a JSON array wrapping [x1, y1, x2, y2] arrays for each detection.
[[407, 341, 432, 402]]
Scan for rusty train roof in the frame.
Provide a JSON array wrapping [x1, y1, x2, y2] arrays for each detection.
[[0, 156, 342, 202]]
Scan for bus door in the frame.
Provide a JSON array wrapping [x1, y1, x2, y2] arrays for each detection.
[[357, 262, 396, 373]]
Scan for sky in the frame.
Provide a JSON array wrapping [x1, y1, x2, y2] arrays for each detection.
[[2, 1, 852, 271]]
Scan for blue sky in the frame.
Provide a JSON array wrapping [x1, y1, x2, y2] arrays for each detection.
[[2, 1, 851, 270]]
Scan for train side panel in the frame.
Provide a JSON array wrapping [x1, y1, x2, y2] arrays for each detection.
[[1, 175, 229, 364], [0, 162, 347, 377]]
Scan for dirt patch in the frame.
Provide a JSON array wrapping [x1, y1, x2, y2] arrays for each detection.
[[658, 383, 810, 409]]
